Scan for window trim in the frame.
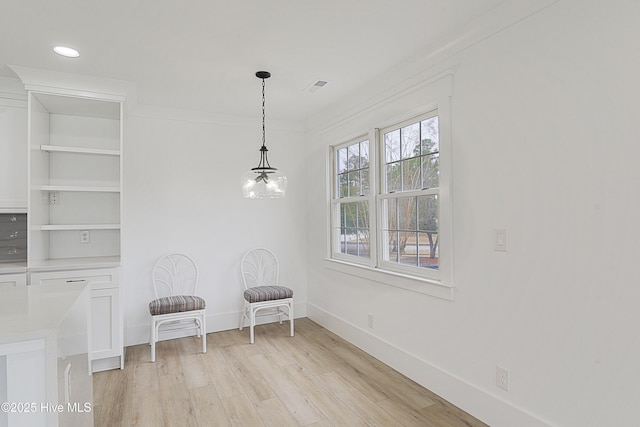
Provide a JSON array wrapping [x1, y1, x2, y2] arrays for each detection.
[[326, 73, 454, 294]]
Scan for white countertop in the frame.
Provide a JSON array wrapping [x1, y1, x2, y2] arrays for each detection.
[[0, 262, 28, 274], [0, 281, 87, 343], [28, 256, 120, 272]]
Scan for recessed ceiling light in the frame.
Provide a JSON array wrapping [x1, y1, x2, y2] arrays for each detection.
[[52, 46, 80, 58]]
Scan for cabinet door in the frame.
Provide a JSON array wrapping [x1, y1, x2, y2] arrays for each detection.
[[28, 267, 123, 371], [0, 273, 27, 288], [90, 287, 120, 361]]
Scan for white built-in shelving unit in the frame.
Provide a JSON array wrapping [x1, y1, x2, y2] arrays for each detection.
[[9, 65, 127, 372], [28, 92, 123, 269]]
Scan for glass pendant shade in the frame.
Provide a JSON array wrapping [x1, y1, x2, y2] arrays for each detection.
[[242, 71, 287, 199], [241, 167, 287, 199]]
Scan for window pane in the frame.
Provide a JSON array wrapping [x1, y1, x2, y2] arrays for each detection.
[[345, 228, 358, 255], [385, 129, 400, 163], [348, 144, 360, 172], [402, 158, 421, 191], [338, 172, 348, 198], [337, 201, 369, 259], [360, 140, 369, 168], [357, 231, 370, 257], [356, 201, 369, 228], [347, 171, 360, 197], [401, 123, 420, 159], [386, 230, 399, 262], [337, 147, 348, 173], [399, 231, 418, 266], [385, 198, 397, 231], [397, 197, 415, 231], [417, 195, 438, 232], [418, 232, 439, 270], [421, 153, 439, 190], [361, 169, 370, 195], [421, 116, 439, 155], [386, 162, 401, 193], [340, 203, 356, 229]]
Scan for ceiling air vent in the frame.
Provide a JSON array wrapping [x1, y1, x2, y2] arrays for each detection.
[[305, 80, 328, 93]]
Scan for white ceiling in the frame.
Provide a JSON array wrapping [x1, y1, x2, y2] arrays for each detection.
[[1, 0, 508, 121]]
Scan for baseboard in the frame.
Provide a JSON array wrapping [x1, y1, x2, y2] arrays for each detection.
[[307, 303, 553, 427], [92, 355, 122, 373], [125, 301, 307, 347]]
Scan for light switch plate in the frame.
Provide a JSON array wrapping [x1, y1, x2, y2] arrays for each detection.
[[494, 228, 508, 252]]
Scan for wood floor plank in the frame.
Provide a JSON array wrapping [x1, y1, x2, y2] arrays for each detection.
[[251, 325, 298, 367], [253, 397, 299, 427], [128, 362, 164, 427], [376, 397, 441, 427], [419, 400, 489, 427], [201, 346, 245, 399], [283, 364, 367, 426], [96, 362, 134, 426], [247, 352, 325, 425], [94, 318, 486, 427], [189, 385, 232, 427], [312, 371, 400, 426], [219, 345, 277, 404], [306, 421, 336, 427], [180, 353, 211, 389], [221, 394, 265, 427], [155, 340, 183, 375], [158, 372, 198, 427]]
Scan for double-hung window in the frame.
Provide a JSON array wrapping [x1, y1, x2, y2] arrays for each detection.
[[379, 112, 440, 279], [330, 108, 451, 286], [331, 138, 371, 261]]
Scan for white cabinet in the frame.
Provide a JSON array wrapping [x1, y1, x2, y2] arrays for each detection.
[[28, 92, 122, 267], [0, 273, 26, 289], [30, 267, 123, 372], [0, 78, 27, 210]]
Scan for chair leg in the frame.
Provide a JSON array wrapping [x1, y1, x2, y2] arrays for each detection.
[[290, 302, 294, 337], [150, 320, 156, 362], [250, 308, 255, 344], [201, 314, 207, 354]]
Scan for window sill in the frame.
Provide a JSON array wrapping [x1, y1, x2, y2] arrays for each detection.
[[323, 258, 455, 301]]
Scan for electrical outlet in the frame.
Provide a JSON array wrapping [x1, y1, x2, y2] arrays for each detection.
[[496, 365, 510, 391], [367, 314, 374, 329], [80, 230, 90, 244]]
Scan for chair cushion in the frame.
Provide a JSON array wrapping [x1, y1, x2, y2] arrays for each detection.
[[149, 295, 206, 315], [244, 286, 293, 303]]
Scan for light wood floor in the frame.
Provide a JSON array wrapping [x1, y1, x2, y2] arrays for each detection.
[[93, 318, 487, 426]]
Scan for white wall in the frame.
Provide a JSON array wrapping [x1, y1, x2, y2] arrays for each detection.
[[122, 107, 308, 344], [304, 1, 640, 426]]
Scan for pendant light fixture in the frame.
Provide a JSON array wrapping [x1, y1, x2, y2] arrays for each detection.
[[241, 71, 287, 199]]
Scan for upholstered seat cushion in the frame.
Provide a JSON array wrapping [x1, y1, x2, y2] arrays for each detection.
[[149, 295, 206, 315], [244, 286, 293, 303]]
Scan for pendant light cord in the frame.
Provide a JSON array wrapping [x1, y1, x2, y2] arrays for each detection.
[[262, 77, 266, 148]]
